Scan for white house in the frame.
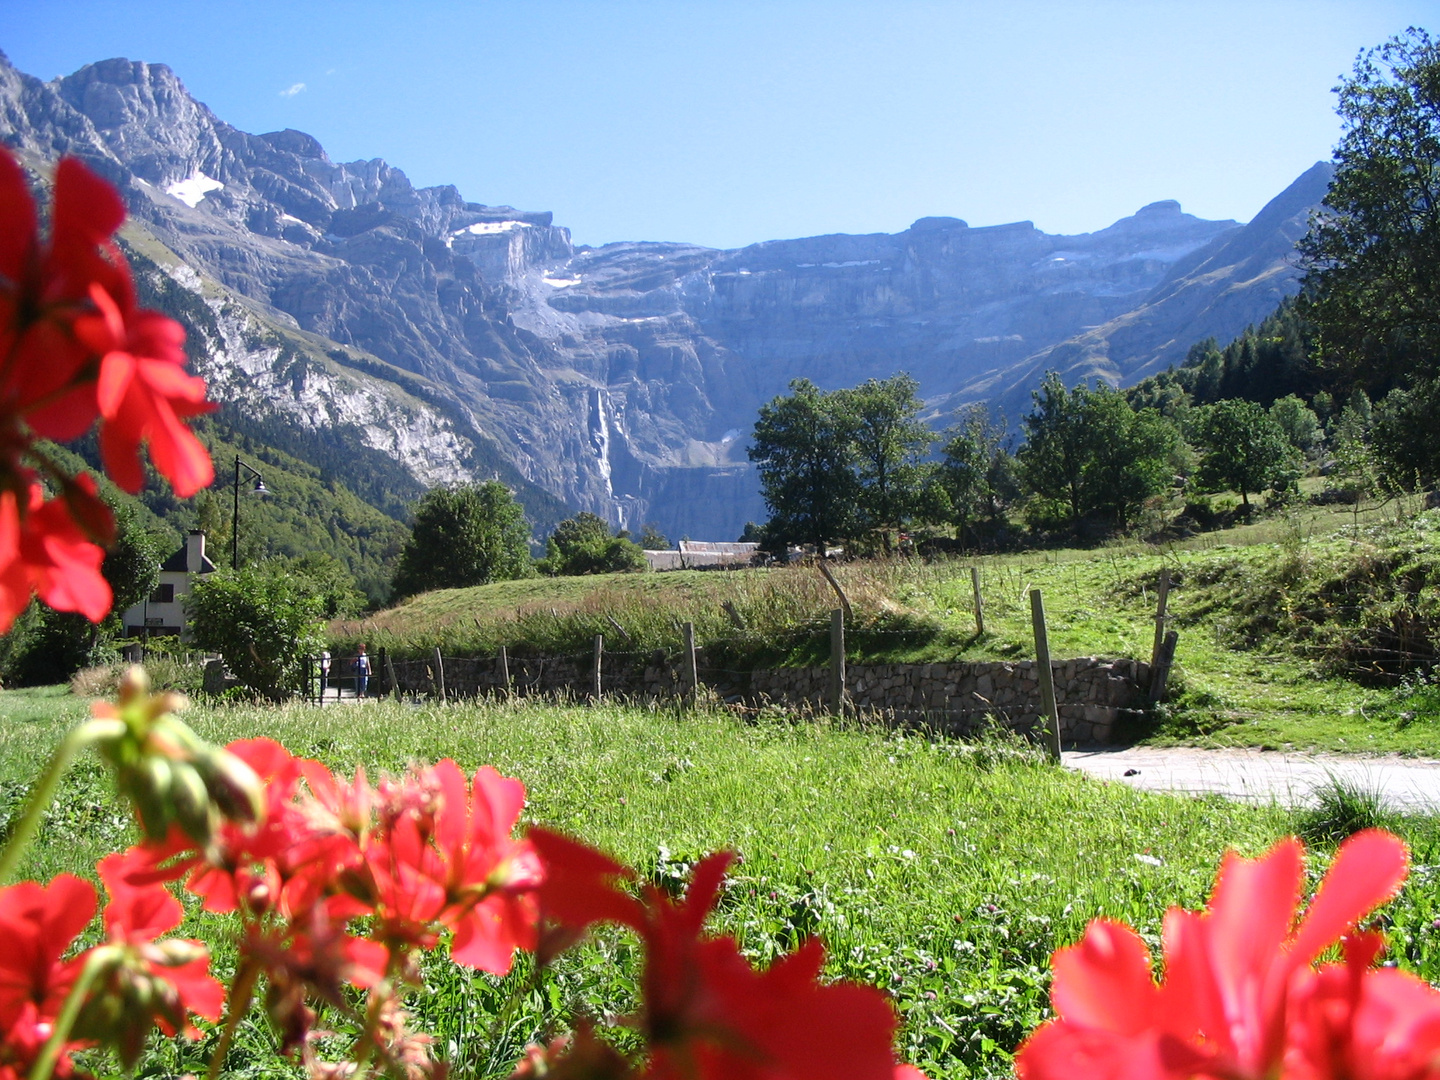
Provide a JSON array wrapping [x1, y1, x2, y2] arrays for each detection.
[[121, 530, 216, 640]]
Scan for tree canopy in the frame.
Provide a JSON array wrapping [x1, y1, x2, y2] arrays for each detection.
[[1298, 29, 1440, 392], [839, 375, 936, 552], [1192, 399, 1295, 509], [934, 405, 1014, 546], [390, 482, 532, 600], [749, 379, 860, 552], [1017, 375, 1180, 531], [188, 567, 327, 699], [540, 512, 646, 576]]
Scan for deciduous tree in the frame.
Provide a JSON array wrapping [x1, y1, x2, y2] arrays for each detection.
[[391, 481, 532, 600], [540, 512, 646, 575], [1082, 390, 1180, 530], [934, 405, 1011, 546], [1017, 374, 1094, 530], [1192, 399, 1295, 509], [187, 567, 326, 698], [749, 379, 859, 552], [1298, 29, 1440, 392], [839, 374, 936, 553]]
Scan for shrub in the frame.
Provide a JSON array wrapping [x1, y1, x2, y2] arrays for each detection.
[[187, 567, 326, 699], [539, 512, 647, 575]]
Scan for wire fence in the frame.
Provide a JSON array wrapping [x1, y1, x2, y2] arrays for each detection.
[[303, 550, 1439, 708]]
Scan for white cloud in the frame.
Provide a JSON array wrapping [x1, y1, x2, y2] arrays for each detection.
[[279, 82, 307, 97]]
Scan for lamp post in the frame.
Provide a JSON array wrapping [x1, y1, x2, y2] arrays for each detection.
[[231, 455, 268, 571]]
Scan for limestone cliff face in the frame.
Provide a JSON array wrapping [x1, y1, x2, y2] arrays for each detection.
[[0, 50, 1330, 542]]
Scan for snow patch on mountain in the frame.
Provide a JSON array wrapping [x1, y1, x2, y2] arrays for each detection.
[[165, 172, 223, 208]]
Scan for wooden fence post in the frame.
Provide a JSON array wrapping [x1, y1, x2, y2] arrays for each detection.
[[1030, 589, 1062, 763], [971, 566, 985, 636], [829, 608, 848, 715], [818, 561, 853, 621], [721, 600, 746, 630], [605, 615, 631, 643], [592, 634, 604, 702], [499, 645, 512, 700], [431, 646, 446, 702], [682, 622, 698, 707], [385, 650, 399, 701], [1150, 630, 1179, 704], [1150, 568, 1171, 674]]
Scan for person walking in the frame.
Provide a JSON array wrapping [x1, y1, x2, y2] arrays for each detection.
[[319, 649, 331, 699], [355, 644, 371, 698]]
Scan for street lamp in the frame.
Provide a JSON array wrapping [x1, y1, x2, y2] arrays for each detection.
[[231, 455, 268, 571]]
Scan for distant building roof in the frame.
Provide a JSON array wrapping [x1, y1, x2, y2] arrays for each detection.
[[161, 547, 217, 573], [160, 532, 218, 574], [678, 541, 759, 556], [646, 541, 759, 571]]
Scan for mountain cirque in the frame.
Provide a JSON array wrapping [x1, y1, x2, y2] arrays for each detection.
[[0, 51, 1331, 541]]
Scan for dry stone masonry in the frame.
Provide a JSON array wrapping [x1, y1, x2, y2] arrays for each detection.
[[384, 651, 1148, 745]]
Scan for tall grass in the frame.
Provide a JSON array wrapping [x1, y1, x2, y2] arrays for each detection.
[[333, 561, 957, 666], [12, 693, 1440, 1077]]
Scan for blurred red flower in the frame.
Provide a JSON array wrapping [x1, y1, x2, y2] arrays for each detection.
[[0, 146, 216, 632], [1016, 829, 1438, 1080], [0, 875, 96, 1078], [0, 480, 111, 632]]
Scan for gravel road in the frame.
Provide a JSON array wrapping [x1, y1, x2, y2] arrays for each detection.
[[1066, 746, 1440, 811]]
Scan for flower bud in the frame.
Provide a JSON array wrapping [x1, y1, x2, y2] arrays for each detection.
[[168, 762, 216, 846], [123, 756, 175, 839], [242, 875, 273, 915], [195, 745, 264, 825], [150, 938, 207, 967]]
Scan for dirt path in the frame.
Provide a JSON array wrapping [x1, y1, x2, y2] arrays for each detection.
[[1066, 746, 1440, 811]]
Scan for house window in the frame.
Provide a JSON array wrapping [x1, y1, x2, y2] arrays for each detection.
[[149, 583, 175, 604]]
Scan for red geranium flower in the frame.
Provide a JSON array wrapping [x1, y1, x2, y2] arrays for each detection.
[[0, 154, 121, 440], [527, 837, 917, 1080], [1016, 829, 1422, 1080], [0, 875, 97, 1078], [382, 760, 543, 974], [95, 853, 224, 1034], [635, 853, 900, 1080], [0, 479, 112, 632], [80, 282, 215, 497], [0, 146, 216, 629], [0, 874, 95, 1029]]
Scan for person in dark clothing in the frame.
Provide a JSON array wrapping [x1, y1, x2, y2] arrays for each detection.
[[355, 644, 371, 698]]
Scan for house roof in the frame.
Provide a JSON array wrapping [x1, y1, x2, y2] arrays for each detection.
[[160, 545, 217, 574], [678, 541, 759, 555]]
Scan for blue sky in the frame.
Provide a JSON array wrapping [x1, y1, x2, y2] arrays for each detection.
[[2, 1, 1435, 249]]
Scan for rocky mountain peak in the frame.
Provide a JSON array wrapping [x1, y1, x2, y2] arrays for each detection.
[[258, 128, 330, 162]]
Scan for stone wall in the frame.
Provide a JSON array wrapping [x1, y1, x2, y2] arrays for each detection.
[[381, 651, 1149, 745], [749, 657, 1149, 745]]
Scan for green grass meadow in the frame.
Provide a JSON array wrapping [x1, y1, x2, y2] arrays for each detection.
[[6, 693, 1440, 1078]]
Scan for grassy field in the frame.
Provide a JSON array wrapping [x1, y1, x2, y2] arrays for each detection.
[[332, 501, 1440, 756], [5, 691, 1440, 1078]]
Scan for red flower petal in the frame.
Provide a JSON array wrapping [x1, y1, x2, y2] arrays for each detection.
[[1289, 829, 1408, 966], [0, 149, 37, 284], [1050, 920, 1162, 1035]]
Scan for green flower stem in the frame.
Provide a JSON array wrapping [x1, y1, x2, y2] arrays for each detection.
[[0, 718, 120, 885], [31, 945, 110, 1080], [206, 959, 259, 1080]]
